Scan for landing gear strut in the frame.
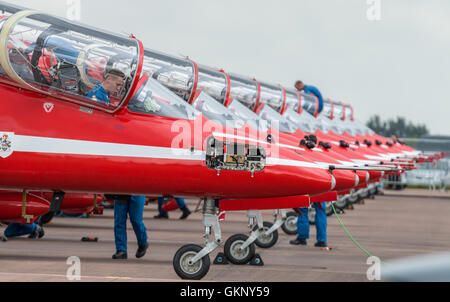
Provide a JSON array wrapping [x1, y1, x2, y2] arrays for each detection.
[[254, 209, 285, 248], [173, 198, 221, 280]]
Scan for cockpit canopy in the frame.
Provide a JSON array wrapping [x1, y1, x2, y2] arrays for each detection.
[[301, 92, 318, 116], [197, 65, 228, 105], [0, 5, 141, 112], [142, 49, 195, 103], [344, 104, 354, 121], [321, 99, 334, 119], [333, 102, 345, 120], [258, 81, 284, 112], [229, 73, 259, 111], [285, 89, 300, 113]]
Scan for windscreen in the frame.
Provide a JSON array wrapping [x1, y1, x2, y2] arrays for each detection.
[[229, 73, 259, 110], [285, 89, 299, 112], [301, 92, 318, 116], [197, 66, 228, 104], [228, 99, 270, 132], [258, 104, 298, 133], [317, 115, 342, 134], [192, 91, 244, 129], [322, 100, 333, 119], [128, 77, 198, 120], [259, 82, 283, 112], [295, 109, 320, 133], [143, 50, 195, 102], [335, 118, 357, 136], [333, 102, 345, 120]]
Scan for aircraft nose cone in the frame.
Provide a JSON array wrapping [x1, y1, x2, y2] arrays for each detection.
[[331, 170, 360, 191]]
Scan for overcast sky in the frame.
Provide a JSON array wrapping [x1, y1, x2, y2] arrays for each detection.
[[10, 0, 450, 135]]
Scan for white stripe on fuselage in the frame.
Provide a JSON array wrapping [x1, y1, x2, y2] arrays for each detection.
[[10, 134, 329, 170], [14, 135, 205, 161]]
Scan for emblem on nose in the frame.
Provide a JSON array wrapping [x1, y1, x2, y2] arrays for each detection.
[[43, 102, 55, 113], [0, 132, 14, 159]]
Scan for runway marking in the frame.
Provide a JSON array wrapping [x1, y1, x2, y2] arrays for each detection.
[[0, 271, 186, 282]]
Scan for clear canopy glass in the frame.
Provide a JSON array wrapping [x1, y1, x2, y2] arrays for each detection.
[[333, 102, 345, 120], [0, 9, 140, 110], [192, 91, 244, 129], [259, 81, 284, 112], [128, 76, 198, 120], [142, 49, 195, 102], [285, 89, 299, 112], [229, 73, 259, 111], [197, 65, 228, 104], [258, 104, 298, 133], [228, 99, 270, 132], [321, 100, 333, 119], [301, 92, 318, 116]]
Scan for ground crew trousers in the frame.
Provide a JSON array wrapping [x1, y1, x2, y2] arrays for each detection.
[[296, 202, 327, 243], [4, 223, 36, 237], [114, 196, 148, 252], [157, 197, 187, 214]]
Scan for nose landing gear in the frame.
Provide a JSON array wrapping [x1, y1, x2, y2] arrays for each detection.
[[172, 198, 222, 280]]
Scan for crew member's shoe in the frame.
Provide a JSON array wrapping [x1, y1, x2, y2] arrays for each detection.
[[112, 251, 128, 259], [314, 241, 328, 247], [153, 213, 169, 219], [136, 242, 149, 258], [289, 238, 307, 245], [28, 225, 44, 239], [179, 207, 191, 220]]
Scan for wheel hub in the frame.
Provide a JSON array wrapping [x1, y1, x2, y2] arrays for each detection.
[[180, 251, 202, 274], [230, 240, 249, 260], [257, 228, 272, 244], [285, 217, 296, 231]]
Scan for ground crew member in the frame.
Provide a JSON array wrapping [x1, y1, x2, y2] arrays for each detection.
[[3, 222, 44, 239], [112, 195, 149, 260], [294, 80, 324, 114], [290, 202, 328, 247], [154, 197, 191, 220], [86, 69, 125, 105]]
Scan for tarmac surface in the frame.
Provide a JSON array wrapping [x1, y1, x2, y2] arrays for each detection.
[[0, 189, 449, 282]]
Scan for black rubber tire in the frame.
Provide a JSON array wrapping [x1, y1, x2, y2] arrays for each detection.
[[253, 221, 279, 248], [281, 211, 298, 235], [347, 193, 360, 204], [224, 234, 255, 265], [335, 196, 348, 210], [173, 244, 210, 280]]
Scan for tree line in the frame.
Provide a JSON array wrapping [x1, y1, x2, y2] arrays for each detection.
[[366, 115, 429, 138]]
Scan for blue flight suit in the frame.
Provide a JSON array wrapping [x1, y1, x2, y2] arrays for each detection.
[[4, 223, 36, 238], [303, 85, 324, 114], [114, 195, 148, 252], [296, 202, 327, 243], [86, 84, 111, 105], [157, 197, 187, 215]]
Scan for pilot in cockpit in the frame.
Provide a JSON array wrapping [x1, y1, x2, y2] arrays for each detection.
[[86, 69, 125, 105]]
